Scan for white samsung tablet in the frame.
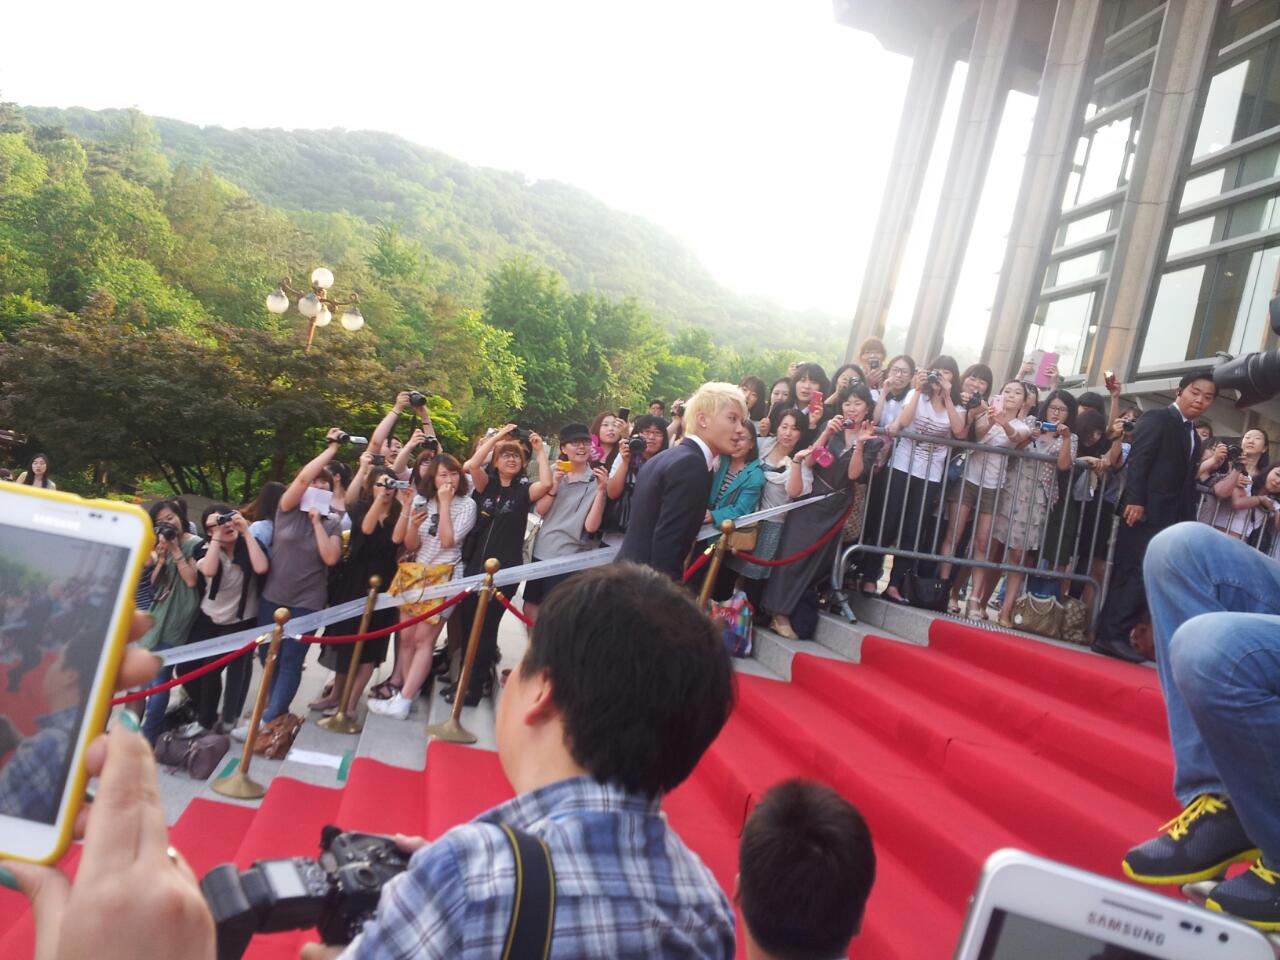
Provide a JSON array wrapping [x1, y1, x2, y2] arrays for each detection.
[[954, 850, 1274, 960]]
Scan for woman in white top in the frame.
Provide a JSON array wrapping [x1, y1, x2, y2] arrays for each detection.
[[374, 453, 477, 719], [728, 408, 813, 592], [853, 355, 917, 595], [937, 380, 1034, 618], [879, 356, 969, 604]]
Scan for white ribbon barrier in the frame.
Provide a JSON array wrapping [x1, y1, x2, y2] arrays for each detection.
[[152, 492, 836, 668]]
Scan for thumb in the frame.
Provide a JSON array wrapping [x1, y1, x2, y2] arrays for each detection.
[[4, 860, 70, 960]]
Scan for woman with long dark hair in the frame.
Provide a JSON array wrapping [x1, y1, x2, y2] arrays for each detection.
[[738, 376, 768, 427], [17, 454, 54, 489], [879, 355, 967, 604], [766, 383, 878, 638], [606, 413, 668, 533], [589, 412, 624, 471]]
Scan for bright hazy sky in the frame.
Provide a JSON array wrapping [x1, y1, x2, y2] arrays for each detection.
[[2, 0, 921, 317]]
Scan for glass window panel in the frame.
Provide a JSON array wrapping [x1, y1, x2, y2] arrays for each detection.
[[1199, 249, 1257, 356], [1140, 264, 1210, 367], [1075, 111, 1137, 205], [1194, 58, 1259, 157], [1056, 208, 1113, 247], [1099, 21, 1162, 76], [1100, 0, 1163, 38], [1047, 248, 1111, 287], [1241, 142, 1280, 185], [1029, 291, 1097, 376], [1221, 0, 1280, 48], [1168, 215, 1218, 255], [1086, 63, 1152, 119], [1259, 43, 1280, 131], [1232, 243, 1280, 353], [1181, 167, 1228, 209], [1225, 194, 1280, 237]]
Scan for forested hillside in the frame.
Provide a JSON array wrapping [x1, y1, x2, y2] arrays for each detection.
[[0, 104, 817, 500], [22, 105, 845, 355]]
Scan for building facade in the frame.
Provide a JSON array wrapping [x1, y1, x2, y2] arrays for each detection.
[[839, 0, 1280, 432]]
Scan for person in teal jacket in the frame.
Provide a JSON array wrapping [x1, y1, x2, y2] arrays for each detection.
[[696, 422, 765, 601]]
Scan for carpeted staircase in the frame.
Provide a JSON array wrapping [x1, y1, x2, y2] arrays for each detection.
[[0, 611, 1177, 959]]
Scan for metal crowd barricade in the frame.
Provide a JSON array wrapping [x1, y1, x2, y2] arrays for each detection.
[[830, 427, 1124, 628], [1193, 478, 1280, 556]]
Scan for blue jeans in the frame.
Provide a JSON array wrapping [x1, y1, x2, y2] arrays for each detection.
[[256, 600, 317, 724], [141, 644, 173, 745], [1144, 522, 1280, 860]]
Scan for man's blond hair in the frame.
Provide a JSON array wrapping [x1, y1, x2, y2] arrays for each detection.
[[684, 382, 748, 438]]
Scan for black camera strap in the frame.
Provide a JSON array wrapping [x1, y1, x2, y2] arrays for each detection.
[[499, 823, 556, 960]]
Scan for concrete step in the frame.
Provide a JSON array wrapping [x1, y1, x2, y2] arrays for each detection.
[[750, 611, 917, 680]]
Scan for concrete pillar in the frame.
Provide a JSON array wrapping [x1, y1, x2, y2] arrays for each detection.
[[843, 27, 958, 363], [1090, 0, 1222, 383], [983, 0, 1102, 383], [905, 0, 1021, 364]]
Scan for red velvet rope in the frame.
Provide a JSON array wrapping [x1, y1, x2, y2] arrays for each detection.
[[495, 591, 533, 626], [731, 501, 855, 569], [300, 590, 470, 644], [682, 548, 713, 582], [110, 638, 260, 706]]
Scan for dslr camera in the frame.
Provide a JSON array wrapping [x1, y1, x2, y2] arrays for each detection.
[[215, 512, 236, 526], [202, 826, 409, 960], [421, 436, 440, 452], [407, 390, 427, 408], [1215, 295, 1280, 407], [926, 371, 942, 389], [627, 435, 646, 456], [962, 392, 983, 411], [155, 521, 179, 541]]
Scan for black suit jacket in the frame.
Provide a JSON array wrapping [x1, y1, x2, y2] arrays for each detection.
[[617, 439, 714, 579], [1121, 405, 1201, 529]]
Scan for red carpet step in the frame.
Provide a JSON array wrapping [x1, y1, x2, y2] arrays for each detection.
[[0, 619, 1178, 960]]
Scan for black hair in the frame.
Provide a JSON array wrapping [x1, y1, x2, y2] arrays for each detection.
[[774, 406, 807, 438], [1038, 389, 1079, 431], [1076, 409, 1106, 445], [738, 779, 876, 960], [834, 382, 875, 421], [148, 498, 188, 530], [21, 452, 51, 486], [738, 376, 768, 421], [769, 377, 792, 404], [200, 503, 235, 531], [247, 481, 285, 522], [1178, 370, 1216, 391], [925, 355, 962, 405], [830, 364, 866, 392], [328, 460, 353, 490], [737, 419, 760, 464], [960, 363, 994, 399], [521, 563, 733, 797], [791, 363, 831, 398], [1243, 427, 1272, 487], [648, 398, 664, 409], [632, 413, 670, 453], [1076, 391, 1106, 416]]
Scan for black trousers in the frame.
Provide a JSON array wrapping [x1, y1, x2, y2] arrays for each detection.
[[883, 469, 943, 592], [1094, 520, 1160, 648], [454, 590, 509, 698], [177, 614, 257, 730]]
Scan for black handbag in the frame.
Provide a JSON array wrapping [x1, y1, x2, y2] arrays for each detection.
[[906, 572, 950, 612]]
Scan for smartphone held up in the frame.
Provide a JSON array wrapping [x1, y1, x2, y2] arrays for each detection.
[[0, 484, 151, 863]]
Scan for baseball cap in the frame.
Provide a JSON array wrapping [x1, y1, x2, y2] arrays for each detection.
[[559, 423, 591, 444]]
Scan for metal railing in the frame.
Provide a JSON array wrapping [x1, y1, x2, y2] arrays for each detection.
[[829, 428, 1123, 626]]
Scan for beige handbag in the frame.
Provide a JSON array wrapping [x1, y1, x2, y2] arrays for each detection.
[[1010, 594, 1065, 639], [726, 524, 759, 552]]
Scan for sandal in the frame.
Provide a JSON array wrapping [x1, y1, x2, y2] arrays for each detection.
[[307, 696, 340, 711], [770, 615, 799, 640], [368, 679, 401, 701], [947, 597, 963, 615], [966, 600, 987, 621]]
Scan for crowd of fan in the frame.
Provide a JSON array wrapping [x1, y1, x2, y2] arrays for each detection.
[[41, 334, 1273, 747]]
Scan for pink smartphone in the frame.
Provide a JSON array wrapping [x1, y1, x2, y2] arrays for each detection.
[[1034, 351, 1059, 388], [991, 395, 1004, 414]]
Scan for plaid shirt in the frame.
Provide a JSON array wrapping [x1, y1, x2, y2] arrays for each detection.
[[341, 776, 734, 959], [0, 706, 78, 824]]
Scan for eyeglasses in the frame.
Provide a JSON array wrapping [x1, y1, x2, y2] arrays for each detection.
[[889, 366, 912, 376], [640, 429, 664, 438], [497, 451, 523, 460]]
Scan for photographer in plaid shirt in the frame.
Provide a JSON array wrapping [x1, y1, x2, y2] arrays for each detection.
[[7, 562, 737, 959]]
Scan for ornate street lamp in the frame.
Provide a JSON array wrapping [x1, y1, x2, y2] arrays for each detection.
[[266, 267, 365, 353]]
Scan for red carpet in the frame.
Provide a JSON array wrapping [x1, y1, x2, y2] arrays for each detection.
[[0, 619, 1178, 959]]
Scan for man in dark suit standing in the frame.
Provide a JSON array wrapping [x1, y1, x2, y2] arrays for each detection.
[[1091, 372, 1216, 661], [618, 382, 748, 579]]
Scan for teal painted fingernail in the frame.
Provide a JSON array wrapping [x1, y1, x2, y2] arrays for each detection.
[[117, 710, 141, 733], [0, 867, 18, 891]]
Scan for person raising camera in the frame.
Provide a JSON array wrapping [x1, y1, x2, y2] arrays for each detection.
[[605, 413, 669, 532], [230, 429, 346, 739], [373, 453, 477, 720], [447, 424, 553, 705], [177, 505, 269, 737], [137, 499, 204, 744]]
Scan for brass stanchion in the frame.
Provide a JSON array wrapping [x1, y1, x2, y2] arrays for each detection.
[[697, 519, 736, 611], [213, 607, 291, 800], [318, 574, 381, 734], [426, 558, 499, 745]]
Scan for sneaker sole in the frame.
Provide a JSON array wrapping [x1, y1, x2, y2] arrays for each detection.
[[1204, 897, 1280, 931], [1123, 848, 1261, 886]]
